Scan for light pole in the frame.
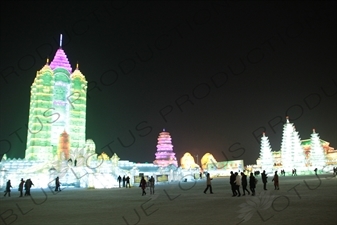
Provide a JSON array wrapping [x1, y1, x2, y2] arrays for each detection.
[[195, 154, 199, 166]]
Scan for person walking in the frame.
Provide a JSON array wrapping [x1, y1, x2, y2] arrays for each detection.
[[19, 178, 25, 197], [122, 176, 126, 187], [241, 172, 250, 196], [117, 175, 122, 188], [4, 180, 12, 197], [272, 171, 280, 190], [203, 173, 213, 194], [234, 172, 241, 197], [249, 173, 257, 196], [148, 176, 155, 194], [140, 176, 147, 196], [125, 176, 131, 188], [261, 170, 268, 190], [25, 179, 34, 196], [230, 171, 237, 197], [55, 176, 61, 192]]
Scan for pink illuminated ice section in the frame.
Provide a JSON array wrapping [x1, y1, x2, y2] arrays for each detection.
[[50, 48, 73, 73], [153, 129, 178, 167]]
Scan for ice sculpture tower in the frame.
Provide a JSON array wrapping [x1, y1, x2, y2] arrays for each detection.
[[25, 34, 88, 161], [291, 126, 306, 170], [259, 132, 274, 173], [309, 129, 326, 168], [153, 129, 178, 167], [280, 116, 295, 170]]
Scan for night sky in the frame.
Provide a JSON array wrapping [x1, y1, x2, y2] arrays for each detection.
[[1, 1, 336, 165]]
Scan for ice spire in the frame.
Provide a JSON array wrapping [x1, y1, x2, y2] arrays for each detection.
[[60, 34, 63, 48], [50, 34, 72, 73]]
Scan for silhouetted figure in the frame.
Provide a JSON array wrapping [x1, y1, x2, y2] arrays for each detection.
[[249, 173, 257, 196], [234, 172, 241, 197], [4, 180, 12, 197], [24, 179, 34, 196], [126, 176, 131, 188], [261, 170, 268, 190], [122, 176, 126, 187], [203, 173, 213, 194], [314, 168, 318, 175], [74, 159, 77, 167], [230, 171, 237, 196], [140, 176, 147, 196], [272, 171, 279, 190], [55, 176, 61, 192], [149, 176, 155, 194], [294, 168, 297, 176], [117, 175, 122, 188], [19, 178, 25, 197], [199, 172, 202, 179], [241, 172, 250, 195]]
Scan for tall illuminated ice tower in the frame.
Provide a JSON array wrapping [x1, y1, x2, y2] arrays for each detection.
[[259, 132, 274, 172], [25, 35, 88, 161], [153, 129, 178, 167], [309, 129, 326, 168], [280, 117, 295, 170], [291, 126, 306, 170]]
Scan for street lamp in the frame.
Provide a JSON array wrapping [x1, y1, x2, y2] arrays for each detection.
[[195, 154, 199, 166]]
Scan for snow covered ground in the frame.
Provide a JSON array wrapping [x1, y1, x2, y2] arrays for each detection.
[[1, 173, 336, 225]]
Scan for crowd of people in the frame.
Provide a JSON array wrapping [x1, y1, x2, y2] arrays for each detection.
[[117, 174, 156, 196], [3, 167, 336, 198], [203, 167, 337, 197], [202, 170, 282, 197], [3, 178, 34, 197], [117, 175, 131, 188]]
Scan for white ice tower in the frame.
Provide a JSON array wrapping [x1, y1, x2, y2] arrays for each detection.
[[280, 116, 295, 171], [291, 126, 306, 171], [259, 132, 274, 173], [309, 129, 326, 169]]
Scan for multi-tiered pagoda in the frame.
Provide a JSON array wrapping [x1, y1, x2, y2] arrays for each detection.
[[153, 129, 178, 167]]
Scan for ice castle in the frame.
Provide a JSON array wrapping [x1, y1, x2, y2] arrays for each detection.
[[0, 36, 184, 190]]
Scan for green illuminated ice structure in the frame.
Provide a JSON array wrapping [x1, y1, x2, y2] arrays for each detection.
[[25, 35, 88, 161]]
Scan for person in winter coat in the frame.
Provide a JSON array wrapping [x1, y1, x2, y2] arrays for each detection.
[[230, 171, 237, 196], [117, 175, 122, 188], [55, 176, 61, 192], [126, 176, 131, 188], [24, 179, 34, 196], [203, 173, 214, 194], [19, 178, 25, 197], [140, 176, 147, 196], [249, 173, 257, 196], [122, 176, 126, 187], [4, 180, 12, 197], [241, 172, 250, 195], [234, 172, 241, 197], [272, 171, 279, 190], [148, 176, 155, 195], [261, 170, 268, 190]]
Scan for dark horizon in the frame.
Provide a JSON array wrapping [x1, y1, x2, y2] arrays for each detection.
[[1, 1, 336, 165]]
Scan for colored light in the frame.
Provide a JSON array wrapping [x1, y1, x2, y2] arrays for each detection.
[[153, 130, 178, 167], [25, 46, 87, 161]]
